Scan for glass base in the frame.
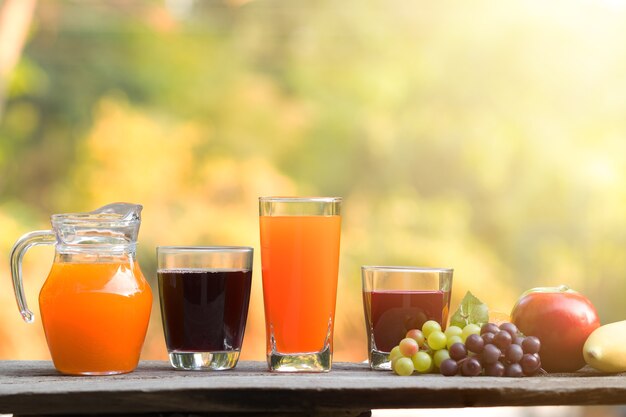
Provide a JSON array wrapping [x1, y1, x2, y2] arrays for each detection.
[[58, 369, 132, 376], [369, 348, 391, 370], [267, 345, 332, 372], [169, 350, 240, 370]]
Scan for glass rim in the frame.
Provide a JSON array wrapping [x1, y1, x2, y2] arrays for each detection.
[[259, 196, 342, 203], [157, 246, 253, 253], [361, 266, 453, 273], [51, 204, 143, 226], [51, 213, 139, 225]]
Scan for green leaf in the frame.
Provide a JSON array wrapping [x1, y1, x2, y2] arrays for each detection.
[[449, 291, 489, 328]]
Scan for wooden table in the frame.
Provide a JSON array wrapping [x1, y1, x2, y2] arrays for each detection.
[[0, 361, 625, 416]]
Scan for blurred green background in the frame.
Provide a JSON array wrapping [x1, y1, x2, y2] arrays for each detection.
[[1, 0, 626, 366]]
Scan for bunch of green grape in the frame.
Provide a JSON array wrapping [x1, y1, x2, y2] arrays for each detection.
[[390, 320, 543, 377], [390, 320, 482, 376]]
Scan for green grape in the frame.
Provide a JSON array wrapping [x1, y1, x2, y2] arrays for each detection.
[[391, 355, 402, 370], [444, 325, 463, 339], [422, 320, 442, 338], [427, 330, 447, 351], [393, 357, 415, 376], [405, 329, 426, 347], [433, 349, 451, 368], [399, 338, 419, 357], [389, 346, 402, 362], [446, 335, 463, 349], [461, 323, 481, 342], [411, 351, 433, 373]]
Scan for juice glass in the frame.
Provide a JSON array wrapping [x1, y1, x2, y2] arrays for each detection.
[[259, 197, 342, 372], [362, 266, 453, 370], [157, 246, 253, 370]]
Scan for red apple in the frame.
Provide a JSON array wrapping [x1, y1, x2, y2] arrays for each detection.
[[510, 285, 600, 373]]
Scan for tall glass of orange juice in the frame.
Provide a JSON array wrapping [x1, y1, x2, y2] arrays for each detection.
[[9, 203, 152, 375], [259, 197, 341, 372]]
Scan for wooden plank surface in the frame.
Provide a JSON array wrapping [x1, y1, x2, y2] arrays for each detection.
[[0, 360, 625, 415]]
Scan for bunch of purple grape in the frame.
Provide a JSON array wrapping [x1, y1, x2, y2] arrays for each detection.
[[439, 322, 543, 377]]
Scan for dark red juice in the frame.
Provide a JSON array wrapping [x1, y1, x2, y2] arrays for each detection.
[[365, 290, 449, 352], [159, 269, 252, 352]]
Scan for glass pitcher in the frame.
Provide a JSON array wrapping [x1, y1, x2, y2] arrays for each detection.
[[10, 203, 153, 375]]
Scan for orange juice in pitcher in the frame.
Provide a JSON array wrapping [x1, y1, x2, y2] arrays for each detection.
[[10, 203, 152, 375]]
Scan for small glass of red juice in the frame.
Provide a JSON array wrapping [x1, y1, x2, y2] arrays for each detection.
[[157, 246, 253, 370], [362, 266, 453, 370]]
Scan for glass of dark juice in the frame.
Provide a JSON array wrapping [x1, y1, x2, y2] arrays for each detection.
[[157, 246, 253, 370], [362, 266, 453, 370]]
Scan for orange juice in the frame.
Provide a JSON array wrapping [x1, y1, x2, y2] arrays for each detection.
[[260, 215, 341, 354], [39, 261, 152, 375]]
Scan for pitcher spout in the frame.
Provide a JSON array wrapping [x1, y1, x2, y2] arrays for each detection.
[[90, 202, 142, 222]]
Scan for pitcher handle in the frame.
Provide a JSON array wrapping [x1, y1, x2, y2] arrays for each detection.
[[10, 230, 56, 323]]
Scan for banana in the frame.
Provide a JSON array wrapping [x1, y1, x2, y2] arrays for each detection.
[[583, 320, 626, 373]]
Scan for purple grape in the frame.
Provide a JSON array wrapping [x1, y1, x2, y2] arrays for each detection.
[[440, 359, 458, 376], [505, 344, 524, 363], [520, 353, 541, 376], [499, 322, 518, 337], [505, 363, 523, 377], [482, 344, 501, 365], [481, 323, 500, 335], [493, 331, 512, 350], [513, 335, 525, 346], [482, 332, 495, 344], [522, 336, 541, 354], [449, 342, 467, 361], [471, 353, 483, 366], [461, 357, 482, 376], [465, 334, 485, 354], [484, 361, 505, 377]]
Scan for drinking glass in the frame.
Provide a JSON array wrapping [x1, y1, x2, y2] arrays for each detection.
[[259, 197, 342, 372], [362, 266, 453, 370], [157, 246, 253, 370]]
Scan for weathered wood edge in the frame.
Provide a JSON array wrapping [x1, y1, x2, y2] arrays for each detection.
[[0, 361, 625, 415]]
